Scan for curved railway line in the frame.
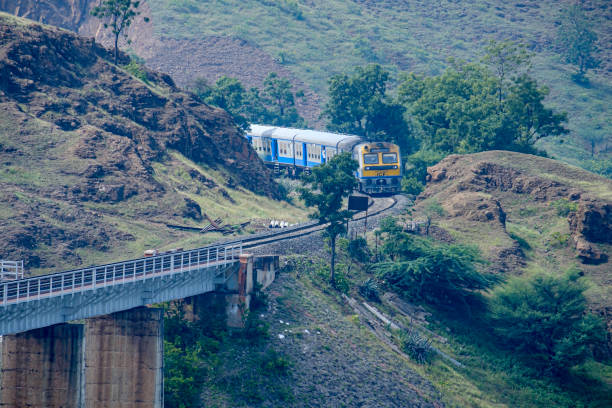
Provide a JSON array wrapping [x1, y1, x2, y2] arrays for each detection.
[[232, 195, 398, 250]]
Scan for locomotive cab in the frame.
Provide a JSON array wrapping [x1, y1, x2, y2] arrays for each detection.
[[354, 142, 402, 194]]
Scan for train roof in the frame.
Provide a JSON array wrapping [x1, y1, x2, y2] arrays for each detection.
[[248, 124, 362, 148]]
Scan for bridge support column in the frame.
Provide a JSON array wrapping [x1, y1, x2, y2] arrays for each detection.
[[0, 324, 85, 407], [84, 307, 163, 408]]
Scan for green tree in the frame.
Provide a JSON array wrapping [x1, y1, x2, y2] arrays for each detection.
[[482, 40, 532, 108], [299, 152, 358, 287], [91, 0, 149, 64], [324, 64, 412, 152], [557, 4, 600, 80], [398, 59, 568, 154], [262, 72, 305, 127], [375, 218, 497, 309], [489, 271, 606, 374]]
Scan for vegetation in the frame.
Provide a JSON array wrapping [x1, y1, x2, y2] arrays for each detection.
[[557, 3, 600, 82], [190, 72, 305, 129], [489, 270, 606, 374], [324, 64, 411, 152], [298, 152, 358, 287], [398, 43, 568, 155], [375, 218, 498, 309], [91, 0, 149, 64], [147, 0, 611, 173]]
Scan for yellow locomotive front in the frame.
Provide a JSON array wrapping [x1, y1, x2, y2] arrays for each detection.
[[353, 142, 402, 194]]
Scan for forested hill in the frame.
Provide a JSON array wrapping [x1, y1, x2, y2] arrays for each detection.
[[1, 0, 610, 173]]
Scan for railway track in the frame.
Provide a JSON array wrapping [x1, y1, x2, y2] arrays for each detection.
[[236, 195, 398, 250]]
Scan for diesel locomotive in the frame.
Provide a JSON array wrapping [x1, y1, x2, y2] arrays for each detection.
[[246, 125, 402, 194]]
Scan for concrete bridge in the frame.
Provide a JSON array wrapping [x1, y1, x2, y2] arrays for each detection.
[[0, 241, 279, 407]]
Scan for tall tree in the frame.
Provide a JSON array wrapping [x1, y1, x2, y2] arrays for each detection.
[[324, 64, 412, 152], [398, 59, 568, 154], [482, 40, 532, 108], [299, 153, 358, 287], [91, 0, 149, 64], [557, 3, 600, 80], [262, 72, 305, 127]]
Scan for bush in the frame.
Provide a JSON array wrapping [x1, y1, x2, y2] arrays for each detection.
[[488, 271, 606, 374], [401, 176, 424, 196], [376, 221, 497, 308], [550, 198, 578, 217], [399, 328, 434, 364], [358, 277, 381, 302], [348, 237, 370, 263]]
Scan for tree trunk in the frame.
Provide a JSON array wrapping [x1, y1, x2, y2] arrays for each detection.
[[330, 234, 336, 287], [114, 33, 119, 65]]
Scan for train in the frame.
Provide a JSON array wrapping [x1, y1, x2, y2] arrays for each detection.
[[246, 125, 402, 194]]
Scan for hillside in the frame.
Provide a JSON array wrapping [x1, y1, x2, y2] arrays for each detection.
[[0, 12, 307, 274], [411, 151, 611, 328], [1, 0, 609, 171]]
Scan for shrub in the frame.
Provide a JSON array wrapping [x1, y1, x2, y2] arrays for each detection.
[[358, 277, 381, 302], [376, 224, 497, 308], [399, 328, 434, 364], [348, 237, 370, 263], [488, 271, 606, 374], [123, 59, 149, 83], [401, 176, 424, 196], [550, 198, 578, 217]]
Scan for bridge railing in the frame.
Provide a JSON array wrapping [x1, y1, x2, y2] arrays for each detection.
[[0, 242, 242, 307], [0, 260, 25, 281]]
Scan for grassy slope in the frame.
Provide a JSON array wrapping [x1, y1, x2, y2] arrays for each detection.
[[69, 151, 308, 273], [411, 151, 612, 311], [192, 255, 612, 407], [146, 0, 611, 167]]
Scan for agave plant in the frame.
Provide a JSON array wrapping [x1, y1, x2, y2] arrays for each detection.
[[358, 277, 381, 302], [399, 328, 433, 364]]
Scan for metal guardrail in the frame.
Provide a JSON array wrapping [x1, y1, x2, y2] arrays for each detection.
[[0, 242, 242, 307], [0, 260, 24, 281]]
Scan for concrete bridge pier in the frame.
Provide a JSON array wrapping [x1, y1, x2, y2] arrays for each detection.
[[0, 324, 84, 407], [185, 254, 278, 328], [0, 307, 163, 408]]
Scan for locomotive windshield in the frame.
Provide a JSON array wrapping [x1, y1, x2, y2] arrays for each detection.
[[363, 153, 379, 164], [382, 153, 397, 164]]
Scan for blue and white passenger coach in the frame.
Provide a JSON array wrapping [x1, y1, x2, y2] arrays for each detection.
[[246, 125, 402, 194]]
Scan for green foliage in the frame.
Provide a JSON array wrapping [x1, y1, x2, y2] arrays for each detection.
[[358, 277, 381, 302], [401, 176, 424, 196], [550, 198, 579, 217], [348, 237, 370, 263], [489, 271, 606, 374], [324, 64, 412, 152], [398, 52, 568, 154], [376, 219, 497, 308], [163, 304, 226, 408], [549, 231, 571, 248], [189, 73, 305, 129], [557, 4, 600, 79], [404, 150, 444, 183], [299, 152, 358, 287], [262, 72, 305, 127], [91, 0, 149, 64], [122, 59, 148, 83], [582, 158, 612, 179], [261, 350, 293, 376], [399, 328, 434, 364], [241, 309, 270, 341]]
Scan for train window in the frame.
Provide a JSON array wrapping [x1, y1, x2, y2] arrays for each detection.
[[363, 153, 379, 164], [382, 153, 397, 164]]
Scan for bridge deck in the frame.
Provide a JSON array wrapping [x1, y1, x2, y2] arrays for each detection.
[[0, 242, 243, 335]]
